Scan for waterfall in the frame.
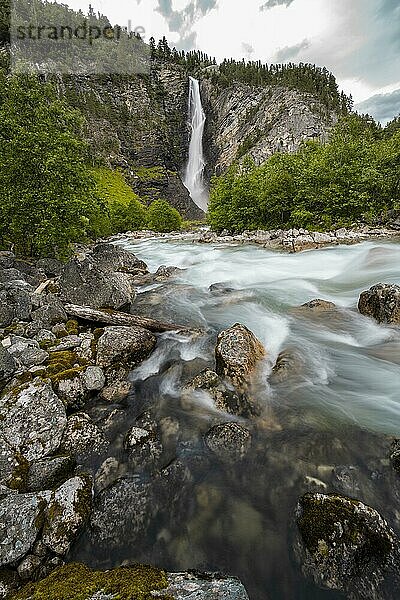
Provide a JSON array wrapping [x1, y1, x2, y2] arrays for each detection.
[[183, 77, 208, 211]]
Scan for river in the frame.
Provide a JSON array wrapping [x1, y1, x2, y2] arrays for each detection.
[[72, 238, 400, 599]]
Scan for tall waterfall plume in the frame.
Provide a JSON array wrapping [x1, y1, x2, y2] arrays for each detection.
[[183, 77, 208, 211]]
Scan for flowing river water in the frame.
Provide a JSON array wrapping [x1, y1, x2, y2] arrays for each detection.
[[72, 238, 400, 599]]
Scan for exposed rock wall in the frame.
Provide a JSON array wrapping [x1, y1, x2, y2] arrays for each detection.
[[201, 80, 337, 175]]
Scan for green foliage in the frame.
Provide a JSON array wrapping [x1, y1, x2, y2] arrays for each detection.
[[0, 73, 102, 257], [208, 114, 400, 232], [147, 199, 182, 232], [92, 167, 148, 234]]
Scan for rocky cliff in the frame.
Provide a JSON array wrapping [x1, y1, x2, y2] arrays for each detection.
[[201, 79, 337, 176], [59, 63, 337, 218]]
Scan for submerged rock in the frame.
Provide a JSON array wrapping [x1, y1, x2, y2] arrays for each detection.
[[270, 348, 305, 384], [390, 439, 400, 476], [96, 326, 156, 369], [204, 423, 252, 462], [90, 476, 156, 550], [295, 493, 400, 599], [123, 425, 163, 473], [186, 369, 252, 417], [358, 284, 400, 325], [298, 299, 336, 312], [215, 323, 265, 390], [162, 571, 250, 599]]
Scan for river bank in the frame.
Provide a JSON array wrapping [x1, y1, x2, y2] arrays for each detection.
[[108, 224, 400, 252], [1, 239, 400, 599]]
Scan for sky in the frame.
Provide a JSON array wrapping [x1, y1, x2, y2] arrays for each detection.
[[65, 0, 400, 124]]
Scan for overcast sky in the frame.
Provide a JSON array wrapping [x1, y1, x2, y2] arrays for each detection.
[[65, 0, 400, 123]]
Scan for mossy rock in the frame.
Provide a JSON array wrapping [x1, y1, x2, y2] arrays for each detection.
[[13, 563, 172, 600]]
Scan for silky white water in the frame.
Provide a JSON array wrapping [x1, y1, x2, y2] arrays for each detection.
[[122, 237, 400, 435], [183, 77, 208, 211]]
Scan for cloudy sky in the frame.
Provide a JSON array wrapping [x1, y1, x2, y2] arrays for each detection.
[[65, 0, 400, 123]]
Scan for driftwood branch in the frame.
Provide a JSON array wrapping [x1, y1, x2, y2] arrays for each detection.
[[64, 303, 191, 334]]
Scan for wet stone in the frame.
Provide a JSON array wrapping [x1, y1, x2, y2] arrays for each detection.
[[204, 423, 252, 462], [27, 456, 76, 492]]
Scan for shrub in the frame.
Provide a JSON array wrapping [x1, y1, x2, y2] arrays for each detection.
[[147, 200, 182, 232]]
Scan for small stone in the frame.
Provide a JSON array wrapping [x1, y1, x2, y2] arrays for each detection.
[[204, 422, 252, 462], [82, 366, 105, 392], [17, 554, 42, 580]]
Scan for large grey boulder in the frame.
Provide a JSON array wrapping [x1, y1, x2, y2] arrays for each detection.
[[59, 252, 137, 310], [215, 323, 265, 390], [96, 326, 156, 369], [6, 335, 48, 368], [0, 283, 32, 327], [90, 476, 156, 550], [295, 493, 400, 599], [42, 475, 93, 555], [60, 413, 107, 458], [358, 284, 400, 325], [91, 243, 148, 276], [0, 491, 50, 566], [0, 380, 67, 462], [31, 295, 67, 328]]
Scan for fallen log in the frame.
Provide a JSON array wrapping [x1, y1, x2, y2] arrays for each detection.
[[64, 303, 192, 334]]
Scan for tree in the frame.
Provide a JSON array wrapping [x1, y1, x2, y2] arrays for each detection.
[[0, 73, 100, 256]]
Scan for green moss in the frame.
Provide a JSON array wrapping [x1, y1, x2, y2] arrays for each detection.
[[65, 320, 79, 336], [48, 367, 86, 385], [135, 166, 166, 182], [39, 340, 57, 351], [13, 563, 173, 600], [46, 351, 88, 370]]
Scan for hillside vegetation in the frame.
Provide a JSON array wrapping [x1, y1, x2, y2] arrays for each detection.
[[208, 114, 400, 232]]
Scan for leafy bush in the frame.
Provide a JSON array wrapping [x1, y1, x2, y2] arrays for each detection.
[[147, 200, 182, 232], [92, 168, 148, 234], [208, 115, 400, 232]]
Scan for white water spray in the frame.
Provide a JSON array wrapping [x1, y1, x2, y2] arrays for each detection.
[[183, 77, 208, 211]]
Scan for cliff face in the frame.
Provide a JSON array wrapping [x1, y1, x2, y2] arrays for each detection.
[[59, 64, 336, 218], [201, 80, 337, 176], [60, 66, 204, 221]]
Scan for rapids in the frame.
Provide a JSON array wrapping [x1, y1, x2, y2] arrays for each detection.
[[72, 238, 400, 600]]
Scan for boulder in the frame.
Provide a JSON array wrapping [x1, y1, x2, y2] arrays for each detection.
[[42, 475, 93, 555], [123, 425, 163, 472], [215, 323, 265, 390], [204, 423, 252, 462], [6, 335, 48, 368], [301, 299, 336, 311], [0, 347, 16, 382], [96, 326, 156, 369], [90, 476, 156, 551], [0, 380, 67, 462], [186, 369, 253, 417], [27, 456, 76, 492], [0, 283, 32, 327], [60, 413, 107, 458], [91, 243, 148, 276], [295, 493, 400, 598], [36, 257, 63, 277], [0, 491, 50, 566], [59, 256, 135, 310], [358, 284, 400, 325], [270, 349, 305, 384], [31, 296, 67, 328]]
